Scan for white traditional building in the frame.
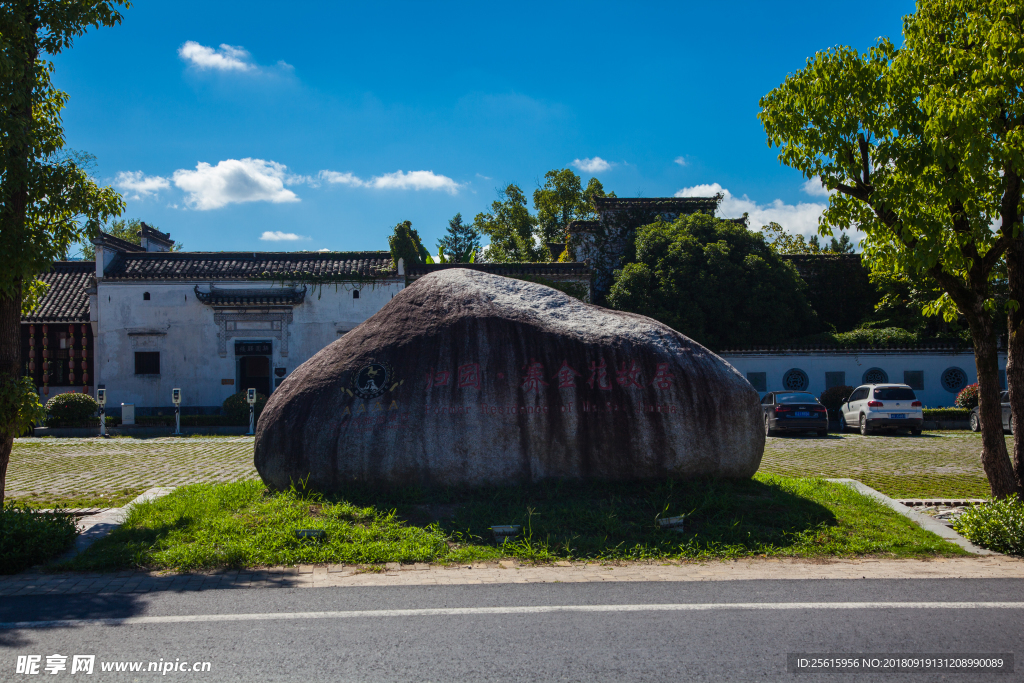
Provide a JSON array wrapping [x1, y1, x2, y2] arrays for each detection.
[[22, 225, 593, 416], [720, 346, 1004, 408]]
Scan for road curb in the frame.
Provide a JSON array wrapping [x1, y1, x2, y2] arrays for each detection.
[[827, 478, 996, 556]]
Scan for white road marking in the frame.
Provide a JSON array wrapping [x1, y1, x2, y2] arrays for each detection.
[[3, 602, 1023, 629]]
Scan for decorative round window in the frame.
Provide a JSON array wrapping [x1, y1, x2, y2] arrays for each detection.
[[941, 367, 969, 393], [782, 368, 809, 391], [862, 367, 888, 384]]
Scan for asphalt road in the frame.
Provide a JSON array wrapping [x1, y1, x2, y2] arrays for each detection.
[[1, 579, 1022, 682]]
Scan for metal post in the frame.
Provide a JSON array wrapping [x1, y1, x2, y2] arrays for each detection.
[[248, 405, 254, 436], [174, 406, 181, 436], [99, 407, 106, 437]]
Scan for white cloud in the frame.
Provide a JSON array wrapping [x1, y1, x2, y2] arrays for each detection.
[[318, 248, 330, 252], [172, 158, 300, 210], [259, 231, 308, 242], [318, 170, 366, 187], [571, 157, 612, 173], [318, 169, 462, 194], [113, 171, 170, 200], [675, 182, 844, 240], [178, 41, 255, 71], [673, 156, 688, 167], [801, 176, 832, 197]]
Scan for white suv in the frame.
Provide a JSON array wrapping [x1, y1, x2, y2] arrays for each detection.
[[839, 383, 924, 435]]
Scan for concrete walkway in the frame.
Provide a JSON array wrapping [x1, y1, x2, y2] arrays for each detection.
[[3, 557, 1022, 596]]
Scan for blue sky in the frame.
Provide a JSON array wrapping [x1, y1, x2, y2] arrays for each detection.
[[53, 0, 916, 254]]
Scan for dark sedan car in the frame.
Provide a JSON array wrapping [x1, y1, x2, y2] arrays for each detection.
[[761, 391, 829, 436], [969, 391, 1013, 433]]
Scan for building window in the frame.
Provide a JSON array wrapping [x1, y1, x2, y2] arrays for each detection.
[[135, 352, 160, 375], [782, 368, 809, 391], [1000, 369, 1007, 390], [904, 371, 924, 390], [747, 372, 766, 392], [353, 290, 360, 299], [825, 371, 846, 389], [941, 366, 968, 393], [862, 367, 888, 384], [143, 292, 150, 300]]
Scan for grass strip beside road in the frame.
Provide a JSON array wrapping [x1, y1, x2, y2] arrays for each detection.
[[62, 474, 966, 572]]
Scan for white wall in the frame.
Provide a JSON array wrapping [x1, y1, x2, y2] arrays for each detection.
[[720, 350, 1005, 408], [94, 279, 404, 409]]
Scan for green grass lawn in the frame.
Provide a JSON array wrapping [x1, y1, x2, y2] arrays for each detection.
[[61, 474, 966, 572]]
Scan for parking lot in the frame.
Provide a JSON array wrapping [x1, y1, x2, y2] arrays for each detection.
[[4, 430, 1001, 506]]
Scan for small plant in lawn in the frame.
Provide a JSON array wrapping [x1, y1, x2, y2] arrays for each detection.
[[0, 503, 78, 574], [955, 383, 979, 410], [953, 495, 1024, 556], [44, 392, 98, 427]]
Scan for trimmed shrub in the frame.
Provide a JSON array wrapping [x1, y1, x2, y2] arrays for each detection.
[[923, 408, 971, 421], [955, 383, 979, 409], [953, 495, 1024, 556], [819, 385, 854, 418], [222, 391, 268, 425], [0, 504, 78, 574], [44, 392, 98, 427]]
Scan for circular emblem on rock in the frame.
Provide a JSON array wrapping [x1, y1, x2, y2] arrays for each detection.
[[352, 362, 392, 399]]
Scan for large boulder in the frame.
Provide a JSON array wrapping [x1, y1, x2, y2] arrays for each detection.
[[255, 270, 764, 490]]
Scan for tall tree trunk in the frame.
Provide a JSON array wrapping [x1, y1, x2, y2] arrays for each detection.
[[0, 286, 22, 508], [966, 303, 1021, 498], [1003, 180, 1024, 494]]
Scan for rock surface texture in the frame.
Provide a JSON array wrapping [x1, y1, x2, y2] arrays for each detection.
[[255, 270, 764, 490]]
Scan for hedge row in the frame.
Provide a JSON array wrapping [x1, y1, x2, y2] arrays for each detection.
[[922, 408, 971, 421]]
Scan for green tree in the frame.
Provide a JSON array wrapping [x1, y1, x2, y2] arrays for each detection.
[[474, 183, 544, 263], [80, 218, 179, 259], [758, 0, 1022, 497], [533, 169, 614, 246], [0, 1, 128, 505], [436, 212, 480, 263], [387, 220, 427, 270], [762, 221, 857, 254], [607, 213, 820, 350]]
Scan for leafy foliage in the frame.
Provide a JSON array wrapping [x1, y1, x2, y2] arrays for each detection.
[[819, 385, 854, 418], [44, 391, 97, 426], [532, 169, 613, 244], [953, 495, 1024, 556], [607, 213, 819, 349], [0, 377, 45, 436], [387, 220, 427, 269], [762, 222, 855, 255], [474, 183, 545, 263], [436, 213, 480, 263], [222, 391, 267, 424], [956, 383, 981, 410], [0, 502, 78, 573]]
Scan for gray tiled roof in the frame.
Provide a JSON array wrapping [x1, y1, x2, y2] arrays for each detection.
[[405, 263, 591, 277], [102, 251, 395, 280], [593, 196, 721, 213], [22, 261, 94, 323]]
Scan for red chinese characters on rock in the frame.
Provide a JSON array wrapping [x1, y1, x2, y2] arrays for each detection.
[[520, 359, 549, 393], [587, 359, 613, 391], [616, 361, 643, 388], [554, 361, 581, 388], [650, 362, 675, 390], [458, 363, 482, 389], [425, 368, 451, 389]]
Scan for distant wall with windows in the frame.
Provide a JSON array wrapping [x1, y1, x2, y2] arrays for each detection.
[[720, 350, 1004, 408]]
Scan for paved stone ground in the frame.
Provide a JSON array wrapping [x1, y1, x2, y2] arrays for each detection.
[[6, 437, 258, 503], [6, 431, 1000, 503], [1, 557, 1021, 596], [762, 431, 997, 499]]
